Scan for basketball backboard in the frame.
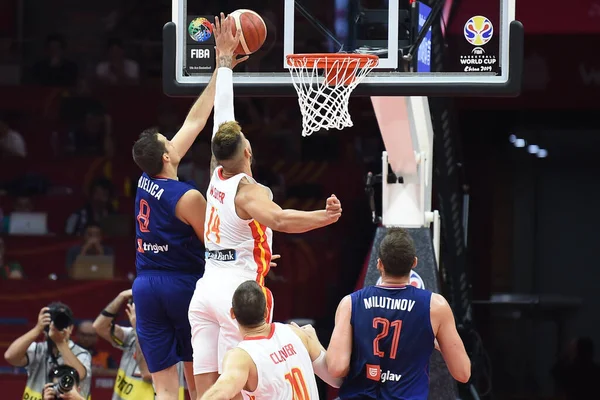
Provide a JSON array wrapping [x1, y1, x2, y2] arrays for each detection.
[[164, 0, 523, 97]]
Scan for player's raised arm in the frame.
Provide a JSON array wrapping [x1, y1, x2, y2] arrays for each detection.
[[289, 323, 343, 388], [236, 183, 342, 233], [209, 13, 248, 175], [326, 295, 353, 378], [431, 293, 471, 383], [200, 348, 252, 400], [171, 67, 217, 158]]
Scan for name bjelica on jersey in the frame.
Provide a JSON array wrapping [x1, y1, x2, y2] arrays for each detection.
[[138, 176, 164, 200]]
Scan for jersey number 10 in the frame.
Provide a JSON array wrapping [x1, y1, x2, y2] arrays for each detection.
[[284, 367, 310, 400], [373, 317, 403, 359]]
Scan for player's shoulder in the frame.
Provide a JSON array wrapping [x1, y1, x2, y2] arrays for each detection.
[[430, 292, 451, 313]]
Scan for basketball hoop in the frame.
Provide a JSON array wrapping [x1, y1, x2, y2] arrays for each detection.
[[286, 53, 378, 137]]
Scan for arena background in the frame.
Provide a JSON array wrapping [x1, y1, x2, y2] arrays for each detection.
[[1, 0, 600, 399]]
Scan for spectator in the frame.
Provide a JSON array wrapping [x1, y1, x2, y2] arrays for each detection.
[[0, 237, 24, 279], [76, 320, 117, 376], [552, 336, 600, 399], [65, 178, 116, 236], [66, 110, 114, 157], [3, 303, 92, 398], [60, 79, 105, 132], [31, 34, 78, 87], [65, 223, 114, 270], [178, 141, 211, 193], [95, 38, 140, 85], [0, 117, 26, 158], [42, 365, 86, 400], [93, 289, 155, 398]]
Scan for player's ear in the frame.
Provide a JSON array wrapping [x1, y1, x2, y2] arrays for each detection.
[[412, 257, 418, 269], [376, 258, 383, 272], [230, 308, 235, 320], [263, 306, 269, 321], [162, 152, 170, 164]]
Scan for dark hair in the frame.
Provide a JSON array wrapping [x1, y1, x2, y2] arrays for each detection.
[[212, 121, 243, 162], [48, 365, 80, 386], [47, 302, 74, 325], [132, 128, 166, 176], [107, 38, 124, 50], [46, 33, 66, 48], [89, 177, 113, 196], [379, 228, 416, 277], [232, 281, 266, 328]]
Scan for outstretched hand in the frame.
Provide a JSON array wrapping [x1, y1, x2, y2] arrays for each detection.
[[213, 12, 249, 68]]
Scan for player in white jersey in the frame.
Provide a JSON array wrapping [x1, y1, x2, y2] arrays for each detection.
[[188, 15, 343, 399], [200, 281, 342, 400]]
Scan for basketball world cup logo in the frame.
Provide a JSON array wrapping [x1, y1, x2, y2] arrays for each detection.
[[464, 16, 493, 46], [188, 17, 213, 42]]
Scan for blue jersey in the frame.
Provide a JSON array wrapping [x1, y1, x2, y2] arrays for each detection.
[[339, 285, 434, 400], [134, 173, 205, 274]]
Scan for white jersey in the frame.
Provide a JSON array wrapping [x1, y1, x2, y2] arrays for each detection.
[[204, 166, 273, 284], [237, 323, 320, 400]]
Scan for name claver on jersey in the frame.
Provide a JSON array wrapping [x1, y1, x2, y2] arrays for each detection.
[[270, 344, 297, 365]]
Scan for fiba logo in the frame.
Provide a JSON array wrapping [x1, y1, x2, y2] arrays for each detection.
[[472, 47, 485, 55], [188, 17, 213, 42], [464, 16, 493, 46], [191, 49, 211, 59]]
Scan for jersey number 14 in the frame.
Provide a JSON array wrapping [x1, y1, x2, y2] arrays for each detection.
[[373, 317, 403, 359], [205, 206, 221, 244]]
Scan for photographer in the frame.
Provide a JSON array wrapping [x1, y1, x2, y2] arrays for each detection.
[[42, 365, 85, 400], [93, 289, 155, 399], [3, 302, 92, 399]]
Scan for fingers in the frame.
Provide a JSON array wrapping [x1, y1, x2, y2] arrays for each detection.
[[214, 15, 221, 35], [271, 254, 281, 260], [290, 321, 299, 327]]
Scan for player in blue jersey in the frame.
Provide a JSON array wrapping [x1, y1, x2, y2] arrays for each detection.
[[130, 19, 247, 400], [326, 228, 471, 399]]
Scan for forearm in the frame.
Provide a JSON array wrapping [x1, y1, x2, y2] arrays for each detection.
[[313, 350, 343, 388], [4, 328, 39, 365], [57, 343, 88, 380], [278, 210, 332, 233], [200, 380, 239, 400], [212, 67, 235, 137], [184, 69, 218, 129], [93, 294, 126, 335]]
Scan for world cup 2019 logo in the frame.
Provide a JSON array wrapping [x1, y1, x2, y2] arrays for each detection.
[[188, 17, 213, 42], [464, 16, 493, 46]]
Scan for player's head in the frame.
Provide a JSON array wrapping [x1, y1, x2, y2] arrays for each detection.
[[213, 121, 254, 172], [132, 127, 181, 176], [377, 228, 417, 279], [230, 280, 268, 328]]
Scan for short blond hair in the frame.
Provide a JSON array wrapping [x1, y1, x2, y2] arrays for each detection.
[[212, 121, 244, 161]]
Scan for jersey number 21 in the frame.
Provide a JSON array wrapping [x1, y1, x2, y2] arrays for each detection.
[[373, 317, 403, 359]]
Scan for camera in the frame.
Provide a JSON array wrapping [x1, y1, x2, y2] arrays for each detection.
[[48, 365, 79, 399], [45, 303, 73, 332], [53, 373, 75, 395]]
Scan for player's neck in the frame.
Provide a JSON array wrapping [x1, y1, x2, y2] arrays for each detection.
[[158, 165, 178, 180], [378, 276, 410, 286], [221, 166, 252, 178], [241, 322, 271, 339]]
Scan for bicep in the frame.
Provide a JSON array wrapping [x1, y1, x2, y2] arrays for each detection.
[[327, 296, 353, 364], [237, 186, 282, 228], [176, 190, 207, 241]]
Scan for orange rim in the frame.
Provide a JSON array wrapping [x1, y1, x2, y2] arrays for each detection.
[[286, 53, 378, 86], [286, 53, 379, 69]]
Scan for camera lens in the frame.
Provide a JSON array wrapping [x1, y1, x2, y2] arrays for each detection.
[[57, 374, 75, 394]]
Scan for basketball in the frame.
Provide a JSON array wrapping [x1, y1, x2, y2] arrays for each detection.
[[229, 9, 267, 55]]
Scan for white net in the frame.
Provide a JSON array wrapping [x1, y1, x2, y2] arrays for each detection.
[[286, 55, 378, 137]]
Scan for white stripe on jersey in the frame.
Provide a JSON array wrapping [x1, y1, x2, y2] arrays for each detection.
[[238, 323, 320, 400], [204, 167, 274, 284]]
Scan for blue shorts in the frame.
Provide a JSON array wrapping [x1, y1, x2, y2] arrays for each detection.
[[133, 270, 201, 373]]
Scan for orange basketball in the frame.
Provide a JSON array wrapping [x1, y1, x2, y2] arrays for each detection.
[[230, 9, 267, 55]]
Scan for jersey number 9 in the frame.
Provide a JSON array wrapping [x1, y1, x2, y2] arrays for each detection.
[[373, 317, 403, 359]]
